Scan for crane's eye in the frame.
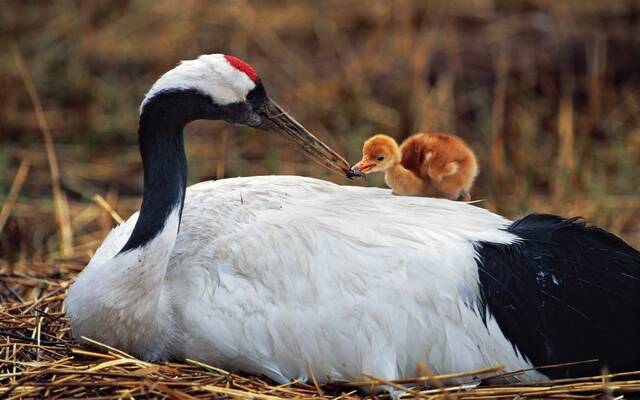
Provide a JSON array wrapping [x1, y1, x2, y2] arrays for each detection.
[[377, 156, 385, 161]]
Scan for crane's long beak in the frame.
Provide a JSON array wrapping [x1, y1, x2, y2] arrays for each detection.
[[258, 99, 352, 176]]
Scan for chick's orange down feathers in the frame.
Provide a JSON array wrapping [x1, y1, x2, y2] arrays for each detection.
[[353, 132, 478, 200], [401, 132, 478, 200]]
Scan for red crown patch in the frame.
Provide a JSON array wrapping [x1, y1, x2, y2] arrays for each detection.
[[224, 55, 259, 82]]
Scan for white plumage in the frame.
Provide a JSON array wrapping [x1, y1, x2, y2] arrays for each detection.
[[66, 176, 544, 384]]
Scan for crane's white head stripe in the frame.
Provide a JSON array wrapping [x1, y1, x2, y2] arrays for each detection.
[[141, 54, 257, 113]]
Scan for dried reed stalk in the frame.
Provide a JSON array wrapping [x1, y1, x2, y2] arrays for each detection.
[[554, 75, 575, 202], [0, 158, 30, 234], [10, 44, 73, 257], [216, 130, 230, 180], [489, 44, 510, 207], [93, 194, 124, 225]]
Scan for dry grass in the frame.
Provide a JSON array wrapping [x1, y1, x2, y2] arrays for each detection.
[[2, 0, 639, 257], [1, 1, 640, 398]]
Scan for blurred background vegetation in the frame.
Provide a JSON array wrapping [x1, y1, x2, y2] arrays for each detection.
[[1, 0, 639, 263]]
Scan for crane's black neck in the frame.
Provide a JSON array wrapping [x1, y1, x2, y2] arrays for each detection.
[[118, 87, 264, 253], [119, 90, 214, 253]]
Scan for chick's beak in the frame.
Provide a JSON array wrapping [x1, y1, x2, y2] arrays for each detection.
[[352, 160, 375, 174], [257, 98, 352, 176]]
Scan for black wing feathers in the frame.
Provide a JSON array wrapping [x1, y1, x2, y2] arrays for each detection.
[[476, 214, 640, 378]]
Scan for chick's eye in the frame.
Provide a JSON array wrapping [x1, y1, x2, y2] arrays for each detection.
[[376, 156, 385, 161]]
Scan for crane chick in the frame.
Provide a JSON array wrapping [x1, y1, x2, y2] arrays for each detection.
[[352, 133, 478, 200]]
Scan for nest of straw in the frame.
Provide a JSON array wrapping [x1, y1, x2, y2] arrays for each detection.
[[1, 259, 639, 399]]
